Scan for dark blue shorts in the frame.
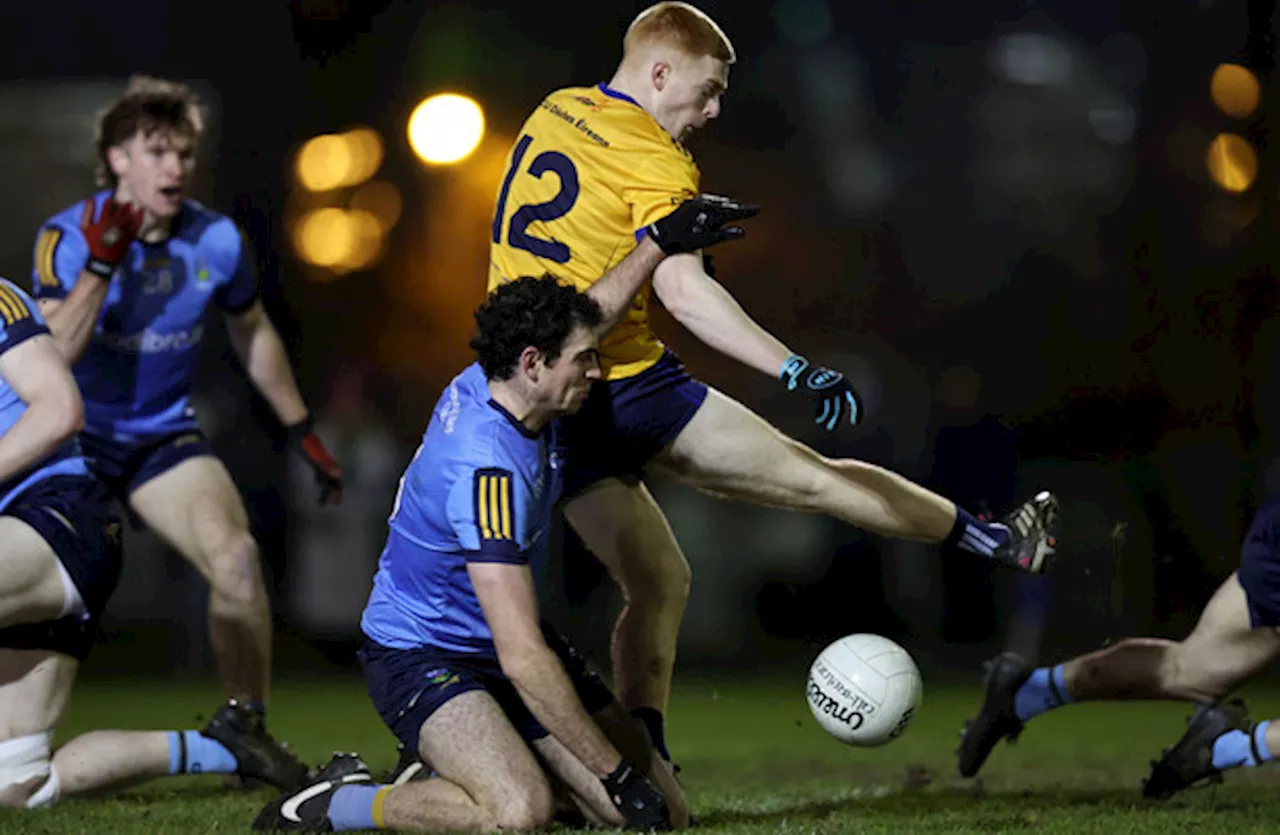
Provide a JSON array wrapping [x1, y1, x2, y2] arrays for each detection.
[[358, 622, 615, 752], [0, 475, 123, 660], [80, 429, 215, 499], [560, 350, 707, 497], [1238, 494, 1280, 628]]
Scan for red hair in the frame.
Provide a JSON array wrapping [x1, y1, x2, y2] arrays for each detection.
[[624, 2, 736, 64]]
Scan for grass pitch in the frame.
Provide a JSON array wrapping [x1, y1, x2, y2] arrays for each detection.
[[5, 672, 1280, 833]]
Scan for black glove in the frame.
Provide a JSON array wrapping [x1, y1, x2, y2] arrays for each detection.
[[646, 193, 758, 255], [779, 354, 863, 431], [601, 760, 671, 831], [286, 416, 344, 505]]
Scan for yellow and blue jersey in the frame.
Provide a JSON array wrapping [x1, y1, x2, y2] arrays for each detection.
[[361, 364, 564, 655], [0, 278, 90, 511], [489, 84, 700, 380], [31, 194, 259, 443]]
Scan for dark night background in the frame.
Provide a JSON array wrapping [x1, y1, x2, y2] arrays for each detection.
[[2, 0, 1277, 679]]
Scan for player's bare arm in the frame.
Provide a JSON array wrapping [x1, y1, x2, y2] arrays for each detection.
[[469, 560, 624, 777], [651, 251, 791, 377], [224, 300, 309, 427], [37, 280, 111, 364], [224, 299, 343, 503], [0, 334, 84, 483], [587, 194, 757, 333], [37, 197, 143, 363], [653, 252, 864, 431]]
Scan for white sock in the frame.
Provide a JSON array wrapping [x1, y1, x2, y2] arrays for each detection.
[[25, 764, 60, 808]]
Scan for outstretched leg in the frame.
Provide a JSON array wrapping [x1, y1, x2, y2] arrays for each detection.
[[656, 388, 1056, 570], [957, 573, 1280, 779]]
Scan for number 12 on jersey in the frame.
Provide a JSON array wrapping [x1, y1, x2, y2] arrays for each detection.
[[491, 134, 580, 264]]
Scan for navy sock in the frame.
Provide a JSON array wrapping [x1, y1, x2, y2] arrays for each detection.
[[945, 507, 1012, 559], [1013, 664, 1074, 723], [329, 784, 390, 831], [631, 707, 670, 761], [1211, 720, 1274, 770], [167, 730, 239, 775]]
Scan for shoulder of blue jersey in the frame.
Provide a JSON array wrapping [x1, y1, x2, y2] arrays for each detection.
[[428, 371, 539, 482], [179, 204, 247, 270], [40, 200, 89, 236]]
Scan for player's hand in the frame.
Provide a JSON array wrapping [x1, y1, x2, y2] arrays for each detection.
[[287, 417, 344, 505], [647, 193, 758, 256], [780, 354, 863, 431], [80, 196, 144, 280], [601, 759, 671, 831]]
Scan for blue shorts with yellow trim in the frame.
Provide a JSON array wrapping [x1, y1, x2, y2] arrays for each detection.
[[358, 621, 614, 751], [560, 349, 707, 498], [0, 474, 122, 660], [80, 429, 216, 499]]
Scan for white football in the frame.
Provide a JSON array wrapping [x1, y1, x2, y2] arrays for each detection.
[[806, 633, 922, 747]]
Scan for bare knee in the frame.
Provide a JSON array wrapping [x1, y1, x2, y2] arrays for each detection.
[[618, 545, 691, 610], [207, 533, 263, 608], [490, 779, 555, 831], [1158, 641, 1232, 701]]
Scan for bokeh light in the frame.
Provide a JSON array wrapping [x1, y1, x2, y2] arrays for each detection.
[[343, 128, 384, 185], [1205, 133, 1258, 193], [1210, 63, 1260, 119], [407, 93, 485, 165], [295, 127, 384, 191], [350, 180, 403, 228], [294, 208, 385, 270]]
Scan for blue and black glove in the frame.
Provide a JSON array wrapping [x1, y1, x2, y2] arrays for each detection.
[[780, 354, 862, 431]]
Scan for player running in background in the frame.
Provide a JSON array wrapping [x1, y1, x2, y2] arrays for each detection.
[[0, 277, 307, 808], [252, 196, 754, 832], [958, 493, 1280, 799], [488, 0, 1059, 762], [29, 77, 342, 754]]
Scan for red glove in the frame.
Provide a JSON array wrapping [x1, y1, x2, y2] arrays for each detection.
[[287, 418, 344, 505], [80, 196, 144, 279]]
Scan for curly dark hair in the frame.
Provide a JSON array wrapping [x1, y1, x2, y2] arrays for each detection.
[[95, 76, 205, 188], [471, 276, 603, 380]]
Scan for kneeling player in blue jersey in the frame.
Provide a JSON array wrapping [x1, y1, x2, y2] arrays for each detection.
[[30, 76, 341, 758], [958, 497, 1280, 799], [253, 194, 756, 832], [0, 277, 307, 807]]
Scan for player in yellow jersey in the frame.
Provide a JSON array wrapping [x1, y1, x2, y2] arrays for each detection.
[[489, 2, 1061, 763]]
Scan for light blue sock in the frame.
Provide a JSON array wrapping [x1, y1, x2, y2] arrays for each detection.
[[1013, 664, 1074, 723], [166, 730, 239, 775], [329, 784, 386, 831], [1211, 720, 1274, 770]]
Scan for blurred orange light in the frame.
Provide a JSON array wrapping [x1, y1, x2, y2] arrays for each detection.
[[1210, 64, 1260, 119], [350, 180, 403, 228], [293, 208, 385, 274], [295, 208, 353, 266], [1206, 133, 1258, 193], [337, 209, 385, 270], [295, 136, 351, 192], [295, 128, 384, 191], [408, 94, 485, 165], [344, 128, 384, 186]]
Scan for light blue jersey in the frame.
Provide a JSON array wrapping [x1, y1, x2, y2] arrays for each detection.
[[0, 278, 90, 511], [361, 364, 565, 655], [31, 194, 259, 442]]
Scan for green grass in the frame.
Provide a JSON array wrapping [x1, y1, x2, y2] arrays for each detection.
[[5, 674, 1280, 833]]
